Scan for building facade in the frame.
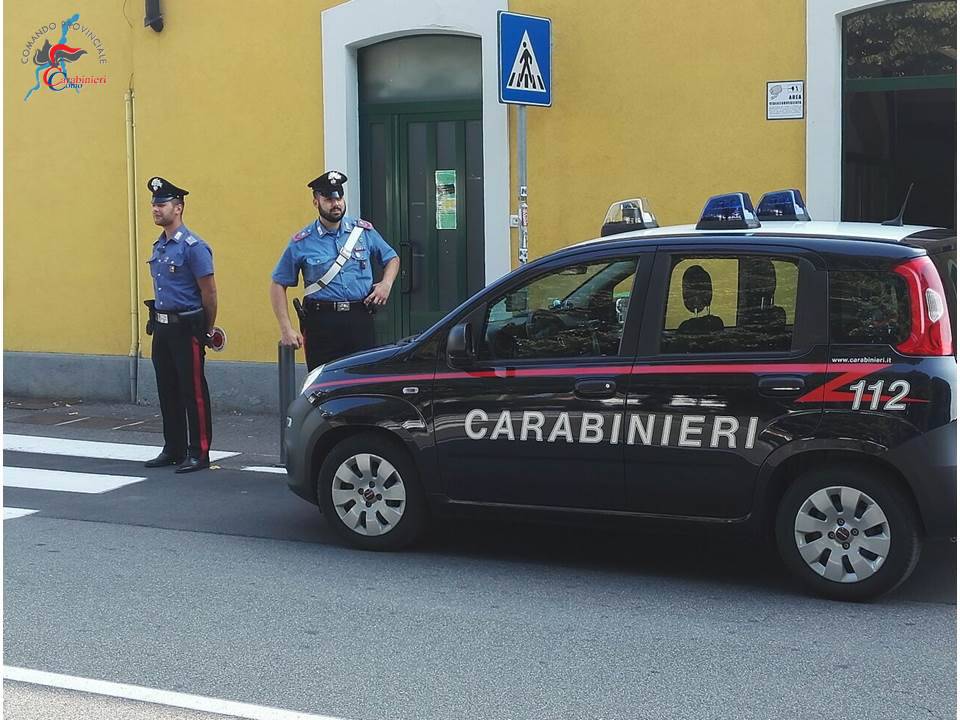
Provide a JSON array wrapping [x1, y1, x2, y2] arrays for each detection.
[[4, 0, 955, 408]]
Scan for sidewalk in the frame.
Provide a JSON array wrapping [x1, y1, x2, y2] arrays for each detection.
[[3, 396, 283, 467]]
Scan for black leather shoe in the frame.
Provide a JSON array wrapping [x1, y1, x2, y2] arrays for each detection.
[[175, 456, 210, 474], [144, 451, 184, 468]]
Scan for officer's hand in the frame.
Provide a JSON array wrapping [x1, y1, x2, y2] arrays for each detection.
[[364, 281, 392, 307], [280, 326, 303, 349]]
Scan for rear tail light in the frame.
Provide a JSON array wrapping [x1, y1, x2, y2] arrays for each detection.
[[894, 256, 953, 356]]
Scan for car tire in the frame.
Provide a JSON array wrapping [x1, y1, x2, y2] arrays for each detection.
[[316, 432, 427, 551], [775, 464, 921, 601]]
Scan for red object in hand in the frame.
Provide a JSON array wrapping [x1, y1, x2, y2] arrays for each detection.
[[208, 326, 227, 352]]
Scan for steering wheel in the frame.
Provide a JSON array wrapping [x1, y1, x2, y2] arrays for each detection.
[[528, 309, 566, 338]]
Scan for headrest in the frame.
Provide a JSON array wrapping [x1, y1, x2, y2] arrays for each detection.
[[682, 265, 713, 314], [743, 258, 777, 297]]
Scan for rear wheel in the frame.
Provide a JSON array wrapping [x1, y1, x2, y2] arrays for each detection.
[[775, 465, 921, 601], [317, 433, 426, 550]]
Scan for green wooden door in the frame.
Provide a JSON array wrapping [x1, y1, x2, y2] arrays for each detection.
[[360, 103, 484, 344]]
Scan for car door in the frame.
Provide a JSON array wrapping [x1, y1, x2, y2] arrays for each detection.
[[624, 243, 828, 518], [434, 249, 653, 509]]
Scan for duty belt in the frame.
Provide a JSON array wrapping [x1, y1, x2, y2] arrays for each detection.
[[155, 307, 203, 324], [305, 300, 367, 313]]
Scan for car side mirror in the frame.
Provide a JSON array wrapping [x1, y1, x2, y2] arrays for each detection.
[[447, 322, 476, 365]]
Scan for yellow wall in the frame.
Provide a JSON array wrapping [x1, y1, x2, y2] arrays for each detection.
[[4, 0, 342, 364], [511, 0, 806, 260], [5, 0, 806, 363], [5, 4, 133, 355]]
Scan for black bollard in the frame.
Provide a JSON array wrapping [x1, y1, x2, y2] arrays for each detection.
[[278, 343, 296, 465]]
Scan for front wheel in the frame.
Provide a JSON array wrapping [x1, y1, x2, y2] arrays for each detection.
[[317, 432, 427, 551], [775, 465, 921, 601]]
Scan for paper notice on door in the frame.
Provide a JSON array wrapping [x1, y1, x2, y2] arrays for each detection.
[[436, 170, 457, 230]]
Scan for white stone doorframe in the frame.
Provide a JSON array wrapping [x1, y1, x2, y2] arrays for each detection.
[[806, 0, 901, 221], [321, 0, 511, 285]]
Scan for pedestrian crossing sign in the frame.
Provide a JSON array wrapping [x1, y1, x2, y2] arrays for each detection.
[[498, 11, 552, 107]]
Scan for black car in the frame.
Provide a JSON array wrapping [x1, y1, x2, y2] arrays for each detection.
[[284, 190, 957, 601]]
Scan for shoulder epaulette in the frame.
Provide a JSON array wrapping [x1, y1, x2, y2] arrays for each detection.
[[185, 235, 198, 246], [290, 224, 312, 242], [357, 218, 373, 230]]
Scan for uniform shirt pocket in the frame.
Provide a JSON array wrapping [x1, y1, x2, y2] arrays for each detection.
[[167, 254, 186, 275], [303, 257, 334, 283]]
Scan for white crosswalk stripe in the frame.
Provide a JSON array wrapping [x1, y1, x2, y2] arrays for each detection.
[[4, 508, 39, 520], [3, 433, 246, 523], [241, 466, 287, 475], [3, 467, 146, 494], [3, 434, 239, 462]]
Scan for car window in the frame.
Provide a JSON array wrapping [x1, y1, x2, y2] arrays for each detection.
[[829, 271, 910, 345], [478, 258, 638, 360], [660, 255, 799, 354]]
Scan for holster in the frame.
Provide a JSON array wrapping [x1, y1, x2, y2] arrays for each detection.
[[292, 298, 307, 323], [144, 299, 156, 336]]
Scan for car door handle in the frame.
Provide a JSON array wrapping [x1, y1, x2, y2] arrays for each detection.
[[399, 242, 413, 294], [575, 378, 617, 399], [758, 375, 806, 397]]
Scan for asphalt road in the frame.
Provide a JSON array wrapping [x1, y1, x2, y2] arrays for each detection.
[[3, 400, 956, 720]]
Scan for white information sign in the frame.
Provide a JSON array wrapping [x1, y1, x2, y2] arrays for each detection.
[[766, 81, 804, 120]]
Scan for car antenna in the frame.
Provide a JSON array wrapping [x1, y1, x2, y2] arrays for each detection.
[[881, 182, 915, 226]]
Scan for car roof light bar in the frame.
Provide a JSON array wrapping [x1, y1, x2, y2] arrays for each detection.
[[600, 198, 658, 237], [757, 189, 811, 221], [695, 192, 760, 230]]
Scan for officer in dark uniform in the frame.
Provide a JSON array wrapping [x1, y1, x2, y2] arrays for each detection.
[[143, 177, 218, 473], [269, 171, 399, 370]]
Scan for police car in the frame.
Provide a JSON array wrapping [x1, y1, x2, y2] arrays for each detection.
[[284, 190, 956, 601]]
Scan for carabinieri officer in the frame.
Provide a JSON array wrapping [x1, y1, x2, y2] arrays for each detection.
[[269, 171, 399, 370], [144, 176, 218, 474]]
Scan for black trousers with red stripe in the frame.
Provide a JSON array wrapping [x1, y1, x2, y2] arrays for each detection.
[[152, 323, 212, 460]]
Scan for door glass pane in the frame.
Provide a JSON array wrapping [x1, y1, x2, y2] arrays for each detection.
[[359, 35, 482, 104], [479, 259, 638, 361], [660, 256, 799, 354], [844, 1, 956, 79]]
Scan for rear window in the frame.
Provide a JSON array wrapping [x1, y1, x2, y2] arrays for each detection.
[[829, 271, 910, 345]]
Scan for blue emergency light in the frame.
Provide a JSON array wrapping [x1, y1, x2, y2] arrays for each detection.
[[757, 189, 811, 221], [695, 192, 760, 231], [600, 198, 658, 237]]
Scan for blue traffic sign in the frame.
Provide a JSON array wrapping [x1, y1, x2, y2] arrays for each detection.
[[498, 11, 552, 107]]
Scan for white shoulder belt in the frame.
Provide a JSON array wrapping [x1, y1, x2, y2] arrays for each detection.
[[302, 224, 365, 297]]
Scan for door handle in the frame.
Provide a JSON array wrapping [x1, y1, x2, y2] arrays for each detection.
[[399, 242, 413, 294], [758, 375, 806, 397], [575, 378, 617, 399]]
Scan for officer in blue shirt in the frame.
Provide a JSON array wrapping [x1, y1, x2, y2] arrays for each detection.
[[143, 176, 218, 474], [269, 171, 400, 370]]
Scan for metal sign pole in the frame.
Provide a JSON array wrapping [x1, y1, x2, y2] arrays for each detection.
[[278, 343, 296, 464], [518, 104, 528, 264]]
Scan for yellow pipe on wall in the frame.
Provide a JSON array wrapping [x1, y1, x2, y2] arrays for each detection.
[[125, 89, 140, 402]]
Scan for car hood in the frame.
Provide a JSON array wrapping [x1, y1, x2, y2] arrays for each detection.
[[322, 342, 406, 372]]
